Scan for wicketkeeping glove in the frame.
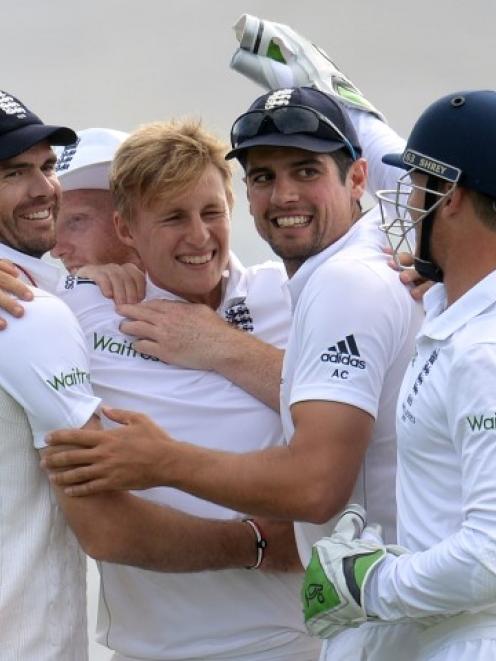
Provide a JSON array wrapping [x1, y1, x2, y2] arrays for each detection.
[[302, 504, 406, 638], [230, 13, 385, 121]]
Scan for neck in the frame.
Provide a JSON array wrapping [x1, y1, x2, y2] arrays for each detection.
[[443, 232, 496, 306]]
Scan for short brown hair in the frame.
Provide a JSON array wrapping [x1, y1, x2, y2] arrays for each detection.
[[110, 118, 234, 222], [468, 189, 496, 231]]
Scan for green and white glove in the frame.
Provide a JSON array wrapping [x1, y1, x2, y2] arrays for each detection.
[[230, 13, 385, 121], [302, 504, 406, 638]]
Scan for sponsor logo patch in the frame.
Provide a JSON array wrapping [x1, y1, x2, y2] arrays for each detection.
[[224, 297, 254, 332], [320, 334, 366, 380], [264, 88, 293, 109], [466, 413, 496, 432], [400, 348, 439, 424], [64, 274, 96, 290], [46, 367, 90, 391], [93, 332, 159, 362], [56, 138, 80, 172]]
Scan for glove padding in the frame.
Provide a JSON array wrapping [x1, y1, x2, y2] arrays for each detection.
[[230, 13, 385, 121], [302, 505, 406, 638]]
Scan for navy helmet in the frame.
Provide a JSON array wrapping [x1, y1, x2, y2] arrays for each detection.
[[383, 90, 496, 199]]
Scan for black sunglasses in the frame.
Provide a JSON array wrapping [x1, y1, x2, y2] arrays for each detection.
[[230, 104, 358, 160]]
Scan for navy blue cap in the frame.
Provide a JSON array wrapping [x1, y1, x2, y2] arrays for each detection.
[[383, 90, 496, 198], [226, 86, 361, 161], [0, 90, 77, 161]]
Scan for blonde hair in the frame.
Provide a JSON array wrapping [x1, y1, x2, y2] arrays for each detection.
[[110, 118, 234, 222]]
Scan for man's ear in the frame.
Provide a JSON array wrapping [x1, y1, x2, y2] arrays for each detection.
[[348, 157, 368, 201], [439, 184, 464, 218], [114, 212, 135, 247]]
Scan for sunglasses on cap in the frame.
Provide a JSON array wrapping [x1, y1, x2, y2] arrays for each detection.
[[230, 104, 358, 160]]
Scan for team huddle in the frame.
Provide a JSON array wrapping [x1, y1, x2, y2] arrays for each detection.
[[2, 14, 496, 661]]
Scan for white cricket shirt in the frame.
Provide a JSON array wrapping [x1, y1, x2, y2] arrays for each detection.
[[0, 245, 101, 660], [61, 254, 320, 660], [366, 271, 496, 643], [280, 207, 423, 566]]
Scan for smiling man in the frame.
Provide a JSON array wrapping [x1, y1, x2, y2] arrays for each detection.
[[0, 90, 102, 660], [51, 127, 139, 274], [45, 88, 423, 659]]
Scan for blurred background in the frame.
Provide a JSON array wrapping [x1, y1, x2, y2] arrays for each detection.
[[4, 1, 495, 658]]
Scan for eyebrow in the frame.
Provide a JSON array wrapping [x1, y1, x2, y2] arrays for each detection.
[[246, 157, 323, 177], [0, 155, 58, 171]]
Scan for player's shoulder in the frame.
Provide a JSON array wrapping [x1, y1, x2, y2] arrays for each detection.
[[58, 273, 114, 316], [244, 259, 287, 283], [451, 306, 496, 356], [1, 284, 82, 349]]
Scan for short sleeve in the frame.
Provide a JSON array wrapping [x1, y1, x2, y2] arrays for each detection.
[[289, 260, 403, 418], [0, 288, 101, 448]]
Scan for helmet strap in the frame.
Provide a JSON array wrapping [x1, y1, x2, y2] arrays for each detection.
[[414, 175, 444, 282]]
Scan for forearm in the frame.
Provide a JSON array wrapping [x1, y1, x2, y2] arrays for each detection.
[[210, 329, 283, 411], [365, 527, 496, 620], [56, 486, 256, 571], [55, 484, 302, 573], [166, 439, 352, 524]]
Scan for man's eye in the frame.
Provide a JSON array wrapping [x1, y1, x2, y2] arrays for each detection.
[[5, 170, 22, 179], [299, 167, 318, 177], [251, 173, 271, 184]]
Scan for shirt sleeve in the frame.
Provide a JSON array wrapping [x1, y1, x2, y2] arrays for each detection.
[[347, 108, 406, 196], [365, 342, 496, 619], [289, 259, 404, 419], [0, 288, 101, 448]]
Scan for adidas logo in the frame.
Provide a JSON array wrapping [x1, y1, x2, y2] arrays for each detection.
[[320, 334, 366, 369]]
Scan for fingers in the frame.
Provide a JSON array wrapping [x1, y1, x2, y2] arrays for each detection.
[[0, 259, 19, 276], [0, 270, 33, 300], [77, 264, 146, 305], [396, 251, 415, 268], [42, 447, 96, 470], [127, 338, 160, 358], [122, 263, 146, 303], [410, 280, 433, 302], [119, 318, 159, 340], [100, 405, 146, 426], [0, 291, 25, 329], [46, 428, 102, 447], [361, 523, 384, 544], [62, 479, 110, 497], [334, 504, 366, 540]]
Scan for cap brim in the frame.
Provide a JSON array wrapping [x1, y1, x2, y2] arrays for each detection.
[[58, 162, 112, 191], [226, 133, 359, 161], [382, 151, 408, 170], [0, 124, 77, 160]]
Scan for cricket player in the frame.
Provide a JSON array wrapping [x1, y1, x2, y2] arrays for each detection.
[[302, 89, 496, 660], [51, 127, 140, 274], [0, 90, 101, 660], [45, 85, 423, 659]]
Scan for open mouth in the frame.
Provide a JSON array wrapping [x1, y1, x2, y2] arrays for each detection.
[[272, 215, 311, 228], [177, 250, 215, 265], [19, 207, 53, 222]]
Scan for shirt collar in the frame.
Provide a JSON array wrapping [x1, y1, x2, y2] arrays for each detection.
[[286, 207, 382, 307], [0, 244, 63, 293], [421, 269, 496, 340], [144, 251, 247, 313]]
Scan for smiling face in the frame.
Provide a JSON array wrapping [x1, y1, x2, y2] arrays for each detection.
[[52, 189, 137, 273], [245, 146, 367, 276], [116, 163, 231, 309], [0, 141, 61, 257]]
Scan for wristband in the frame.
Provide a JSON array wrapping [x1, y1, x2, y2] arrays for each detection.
[[242, 518, 268, 569]]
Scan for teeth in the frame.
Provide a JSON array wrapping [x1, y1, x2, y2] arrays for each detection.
[[275, 215, 310, 228], [178, 253, 213, 265], [23, 209, 50, 220]]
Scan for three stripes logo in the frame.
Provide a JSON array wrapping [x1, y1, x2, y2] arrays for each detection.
[[320, 334, 366, 369]]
